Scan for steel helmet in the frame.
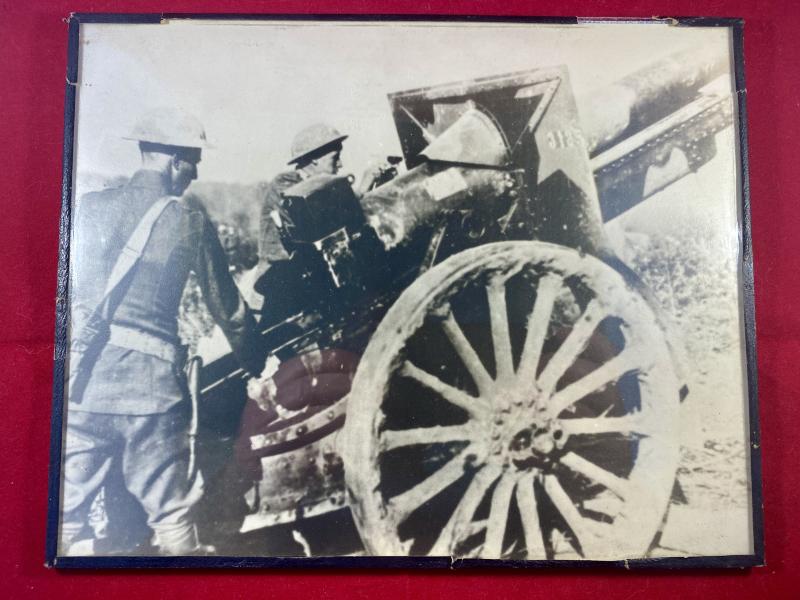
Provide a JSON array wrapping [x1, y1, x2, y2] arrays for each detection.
[[288, 123, 348, 165], [124, 107, 211, 148]]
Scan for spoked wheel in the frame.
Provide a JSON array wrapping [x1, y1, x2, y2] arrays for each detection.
[[341, 241, 681, 560]]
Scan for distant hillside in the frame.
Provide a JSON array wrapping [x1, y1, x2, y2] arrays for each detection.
[[186, 180, 266, 239]]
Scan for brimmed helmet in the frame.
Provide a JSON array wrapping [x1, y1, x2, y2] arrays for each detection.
[[124, 107, 211, 149], [288, 123, 348, 165]]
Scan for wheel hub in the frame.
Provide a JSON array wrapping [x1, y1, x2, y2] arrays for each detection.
[[490, 405, 568, 471]]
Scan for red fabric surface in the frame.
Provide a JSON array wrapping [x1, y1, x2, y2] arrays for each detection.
[[1, 1, 797, 597]]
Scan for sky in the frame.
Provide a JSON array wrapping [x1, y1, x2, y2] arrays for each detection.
[[72, 19, 732, 185]]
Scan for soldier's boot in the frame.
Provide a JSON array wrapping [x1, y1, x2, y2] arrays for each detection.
[[153, 522, 215, 556]]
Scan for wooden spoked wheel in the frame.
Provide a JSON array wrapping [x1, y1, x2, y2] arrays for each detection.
[[342, 242, 680, 560]]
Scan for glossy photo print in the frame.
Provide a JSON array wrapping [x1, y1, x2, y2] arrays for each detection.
[[47, 16, 760, 568]]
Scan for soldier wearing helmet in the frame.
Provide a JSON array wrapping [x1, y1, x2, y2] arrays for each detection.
[[62, 107, 267, 556], [258, 123, 386, 265]]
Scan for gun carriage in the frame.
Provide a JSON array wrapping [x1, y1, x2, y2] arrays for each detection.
[[195, 46, 733, 560]]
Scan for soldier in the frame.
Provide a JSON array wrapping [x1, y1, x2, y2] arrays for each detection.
[[257, 123, 387, 266], [61, 107, 267, 556], [257, 123, 343, 264]]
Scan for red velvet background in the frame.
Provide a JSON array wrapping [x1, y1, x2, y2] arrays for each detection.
[[2, 1, 797, 598]]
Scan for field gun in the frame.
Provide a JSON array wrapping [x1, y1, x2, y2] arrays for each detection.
[[194, 44, 735, 560]]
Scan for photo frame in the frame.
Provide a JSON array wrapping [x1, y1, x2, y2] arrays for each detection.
[[47, 14, 762, 568]]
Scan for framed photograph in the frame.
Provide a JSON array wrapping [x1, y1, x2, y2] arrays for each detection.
[[47, 14, 761, 568]]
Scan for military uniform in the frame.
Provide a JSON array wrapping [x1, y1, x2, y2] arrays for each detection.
[[258, 170, 303, 265], [63, 169, 266, 554]]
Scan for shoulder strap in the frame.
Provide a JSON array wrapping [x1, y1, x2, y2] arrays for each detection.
[[102, 195, 179, 300]]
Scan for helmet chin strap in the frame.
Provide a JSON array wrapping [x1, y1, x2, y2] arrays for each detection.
[[139, 150, 197, 196], [168, 158, 182, 194], [300, 159, 323, 178]]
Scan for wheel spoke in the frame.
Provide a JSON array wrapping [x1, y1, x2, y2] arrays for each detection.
[[559, 413, 650, 437], [583, 491, 622, 517], [482, 473, 516, 559], [429, 465, 501, 556], [381, 424, 475, 451], [517, 273, 562, 384], [487, 279, 514, 381], [389, 447, 473, 522], [442, 312, 494, 397], [560, 452, 631, 500], [543, 474, 594, 554], [537, 300, 606, 400], [516, 472, 547, 559], [547, 351, 637, 417], [400, 361, 487, 418], [465, 519, 488, 538]]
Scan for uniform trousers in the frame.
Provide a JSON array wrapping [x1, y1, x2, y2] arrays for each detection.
[[61, 402, 203, 555]]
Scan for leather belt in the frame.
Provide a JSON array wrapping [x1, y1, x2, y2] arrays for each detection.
[[108, 324, 180, 364]]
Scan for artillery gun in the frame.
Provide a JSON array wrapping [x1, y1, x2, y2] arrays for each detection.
[[194, 45, 734, 560]]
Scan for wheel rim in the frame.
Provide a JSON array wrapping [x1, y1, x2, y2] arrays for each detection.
[[342, 241, 680, 560]]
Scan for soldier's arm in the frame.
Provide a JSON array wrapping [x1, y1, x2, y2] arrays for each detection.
[[274, 173, 308, 255], [192, 210, 267, 376], [258, 182, 281, 263], [275, 198, 300, 255]]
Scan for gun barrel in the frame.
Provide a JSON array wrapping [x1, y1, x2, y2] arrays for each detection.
[[578, 44, 730, 156], [591, 92, 733, 221]]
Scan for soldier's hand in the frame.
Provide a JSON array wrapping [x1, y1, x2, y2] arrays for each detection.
[[262, 354, 281, 379], [246, 376, 277, 413], [355, 160, 390, 195], [246, 355, 285, 412]]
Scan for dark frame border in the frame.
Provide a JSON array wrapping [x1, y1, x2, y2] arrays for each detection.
[[46, 12, 762, 570]]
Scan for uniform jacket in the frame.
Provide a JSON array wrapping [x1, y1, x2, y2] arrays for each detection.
[[70, 169, 266, 414]]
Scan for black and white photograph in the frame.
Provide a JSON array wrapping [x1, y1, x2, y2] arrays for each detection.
[[50, 16, 758, 565]]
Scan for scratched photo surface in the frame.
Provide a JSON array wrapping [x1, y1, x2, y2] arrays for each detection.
[[55, 19, 754, 563]]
